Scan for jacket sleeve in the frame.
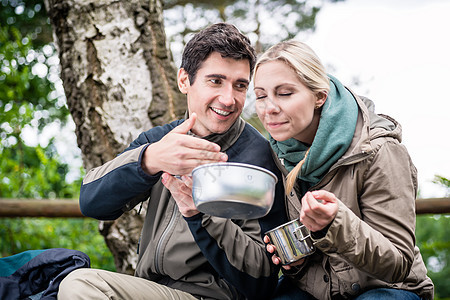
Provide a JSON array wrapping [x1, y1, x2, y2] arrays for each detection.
[[185, 214, 279, 300], [79, 122, 179, 220], [314, 139, 417, 283]]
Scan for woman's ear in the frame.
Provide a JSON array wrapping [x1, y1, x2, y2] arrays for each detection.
[[316, 91, 328, 108], [178, 68, 190, 94]]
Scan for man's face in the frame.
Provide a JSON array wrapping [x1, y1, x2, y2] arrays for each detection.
[[178, 51, 250, 137]]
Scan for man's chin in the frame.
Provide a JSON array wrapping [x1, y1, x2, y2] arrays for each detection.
[[208, 128, 228, 135], [207, 123, 234, 135]]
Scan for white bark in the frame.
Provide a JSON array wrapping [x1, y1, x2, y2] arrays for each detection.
[[81, 4, 153, 146]]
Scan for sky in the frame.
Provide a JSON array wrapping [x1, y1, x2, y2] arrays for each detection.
[[299, 0, 450, 197]]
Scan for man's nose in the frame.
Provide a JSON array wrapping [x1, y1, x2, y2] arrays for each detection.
[[218, 85, 235, 107]]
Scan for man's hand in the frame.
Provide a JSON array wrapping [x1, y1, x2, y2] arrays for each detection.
[[141, 113, 228, 176], [300, 190, 338, 232], [161, 172, 199, 217]]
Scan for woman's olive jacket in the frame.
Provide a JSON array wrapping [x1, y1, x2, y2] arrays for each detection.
[[276, 93, 434, 299]]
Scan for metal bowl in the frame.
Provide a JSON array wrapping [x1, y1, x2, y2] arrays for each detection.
[[191, 162, 277, 219]]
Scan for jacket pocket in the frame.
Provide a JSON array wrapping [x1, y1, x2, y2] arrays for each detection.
[[329, 257, 363, 297]]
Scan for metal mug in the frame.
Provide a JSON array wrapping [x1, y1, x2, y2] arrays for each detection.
[[265, 219, 315, 265]]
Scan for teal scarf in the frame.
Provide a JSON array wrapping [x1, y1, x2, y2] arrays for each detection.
[[270, 75, 358, 186]]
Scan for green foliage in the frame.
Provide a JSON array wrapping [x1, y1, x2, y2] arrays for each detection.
[[0, 142, 82, 198], [0, 0, 53, 46], [0, 3, 68, 131], [416, 215, 450, 299], [0, 218, 116, 271], [0, 4, 81, 197], [416, 176, 450, 299], [0, 1, 71, 198], [0, 142, 116, 270], [433, 175, 450, 192]]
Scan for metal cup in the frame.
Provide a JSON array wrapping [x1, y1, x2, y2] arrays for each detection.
[[265, 219, 315, 265]]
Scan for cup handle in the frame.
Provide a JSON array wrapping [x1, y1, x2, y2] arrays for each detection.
[[294, 226, 311, 242]]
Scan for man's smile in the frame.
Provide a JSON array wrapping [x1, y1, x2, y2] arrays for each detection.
[[210, 107, 232, 117]]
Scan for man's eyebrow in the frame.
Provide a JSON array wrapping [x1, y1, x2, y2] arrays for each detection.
[[205, 74, 226, 79], [237, 78, 250, 85], [205, 74, 249, 85]]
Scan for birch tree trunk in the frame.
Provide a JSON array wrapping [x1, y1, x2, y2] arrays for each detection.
[[45, 0, 186, 274]]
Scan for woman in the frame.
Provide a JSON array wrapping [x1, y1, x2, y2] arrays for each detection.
[[253, 40, 434, 299]]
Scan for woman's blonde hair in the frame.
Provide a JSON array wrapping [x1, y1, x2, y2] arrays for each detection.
[[254, 40, 330, 193]]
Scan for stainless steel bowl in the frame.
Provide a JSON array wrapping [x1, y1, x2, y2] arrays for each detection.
[[191, 162, 277, 219]]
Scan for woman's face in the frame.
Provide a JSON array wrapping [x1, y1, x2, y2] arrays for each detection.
[[254, 60, 325, 144]]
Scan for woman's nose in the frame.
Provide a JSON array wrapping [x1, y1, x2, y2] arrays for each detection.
[[259, 97, 280, 114]]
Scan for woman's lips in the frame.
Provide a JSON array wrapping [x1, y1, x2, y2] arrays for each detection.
[[266, 121, 287, 129]]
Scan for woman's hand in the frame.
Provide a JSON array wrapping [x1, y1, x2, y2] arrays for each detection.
[[263, 235, 304, 270], [300, 190, 339, 232]]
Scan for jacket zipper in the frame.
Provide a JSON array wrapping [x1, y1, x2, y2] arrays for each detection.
[[154, 200, 178, 274]]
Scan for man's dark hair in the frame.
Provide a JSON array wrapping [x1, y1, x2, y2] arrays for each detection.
[[180, 23, 256, 84]]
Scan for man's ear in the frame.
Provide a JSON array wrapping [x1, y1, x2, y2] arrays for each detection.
[[178, 68, 190, 94]]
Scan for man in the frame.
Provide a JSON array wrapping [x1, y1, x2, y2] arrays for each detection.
[[58, 23, 287, 300]]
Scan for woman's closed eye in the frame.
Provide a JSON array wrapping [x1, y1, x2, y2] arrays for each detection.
[[278, 92, 293, 97]]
